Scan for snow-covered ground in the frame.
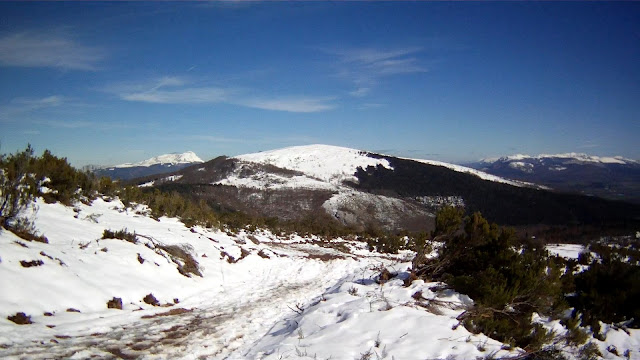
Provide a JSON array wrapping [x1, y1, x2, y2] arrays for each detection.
[[0, 197, 509, 359], [1, 197, 638, 359], [546, 243, 585, 259]]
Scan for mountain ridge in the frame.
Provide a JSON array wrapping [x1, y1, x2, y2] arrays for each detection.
[[133, 144, 640, 232], [91, 151, 204, 180], [468, 152, 640, 203]]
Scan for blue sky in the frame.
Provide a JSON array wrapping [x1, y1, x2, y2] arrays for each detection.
[[0, 2, 638, 166]]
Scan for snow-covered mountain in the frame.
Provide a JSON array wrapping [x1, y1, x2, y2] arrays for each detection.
[[115, 151, 203, 168], [92, 151, 204, 180], [470, 153, 640, 203], [232, 144, 534, 189], [136, 144, 640, 231]]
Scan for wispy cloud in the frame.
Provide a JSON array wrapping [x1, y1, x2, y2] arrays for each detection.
[[0, 95, 65, 121], [349, 87, 371, 97], [108, 77, 335, 113], [240, 97, 334, 113], [0, 32, 105, 70], [323, 46, 426, 97], [358, 103, 385, 110], [337, 47, 425, 74], [34, 119, 135, 130], [122, 87, 228, 104]]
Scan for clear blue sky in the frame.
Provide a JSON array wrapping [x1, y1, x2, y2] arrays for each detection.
[[1, 2, 638, 166]]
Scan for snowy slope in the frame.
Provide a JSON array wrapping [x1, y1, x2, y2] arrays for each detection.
[[408, 157, 541, 188], [115, 151, 203, 168], [1, 197, 638, 359], [233, 144, 536, 189], [235, 144, 392, 185]]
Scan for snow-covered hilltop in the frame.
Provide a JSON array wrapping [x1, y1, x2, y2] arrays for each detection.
[[93, 151, 204, 180], [236, 144, 391, 185], [115, 151, 204, 168], [233, 144, 529, 188], [481, 152, 638, 166]]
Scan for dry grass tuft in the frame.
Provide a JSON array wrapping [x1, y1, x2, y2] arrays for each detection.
[[141, 308, 193, 319]]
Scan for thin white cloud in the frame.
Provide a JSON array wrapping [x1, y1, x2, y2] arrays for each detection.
[[34, 119, 135, 130], [109, 77, 334, 113], [239, 97, 335, 113], [349, 87, 371, 97], [358, 103, 385, 110], [12, 95, 64, 107], [0, 32, 104, 70], [338, 47, 422, 66], [122, 87, 228, 104], [324, 46, 426, 97], [0, 95, 65, 121]]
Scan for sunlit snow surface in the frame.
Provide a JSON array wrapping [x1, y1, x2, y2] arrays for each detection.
[[546, 243, 585, 259], [1, 198, 638, 359], [228, 144, 542, 190], [235, 144, 392, 185]]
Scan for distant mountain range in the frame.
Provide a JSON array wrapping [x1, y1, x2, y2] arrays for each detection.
[[467, 153, 640, 203], [129, 145, 640, 233], [90, 151, 204, 180]]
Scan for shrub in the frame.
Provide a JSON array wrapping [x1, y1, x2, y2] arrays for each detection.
[[8, 216, 48, 243], [568, 243, 640, 329], [20, 259, 44, 267], [102, 228, 137, 243], [0, 145, 38, 229], [107, 297, 123, 310], [416, 210, 565, 350], [143, 293, 159, 306], [7, 312, 32, 325], [158, 244, 202, 277]]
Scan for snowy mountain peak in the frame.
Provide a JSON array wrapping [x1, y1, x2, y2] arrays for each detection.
[[116, 151, 204, 168], [482, 153, 638, 165], [235, 144, 392, 184]]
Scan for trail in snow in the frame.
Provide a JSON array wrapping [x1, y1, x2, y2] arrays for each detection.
[[2, 248, 372, 359]]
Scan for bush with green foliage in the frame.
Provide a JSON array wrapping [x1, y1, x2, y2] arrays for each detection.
[[416, 209, 565, 350], [102, 228, 137, 243], [0, 145, 39, 229], [567, 242, 640, 332]]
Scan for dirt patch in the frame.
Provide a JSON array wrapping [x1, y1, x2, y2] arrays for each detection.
[[306, 253, 345, 261], [141, 308, 193, 319]]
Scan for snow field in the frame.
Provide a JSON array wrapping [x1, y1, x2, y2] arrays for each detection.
[[1, 196, 639, 359]]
